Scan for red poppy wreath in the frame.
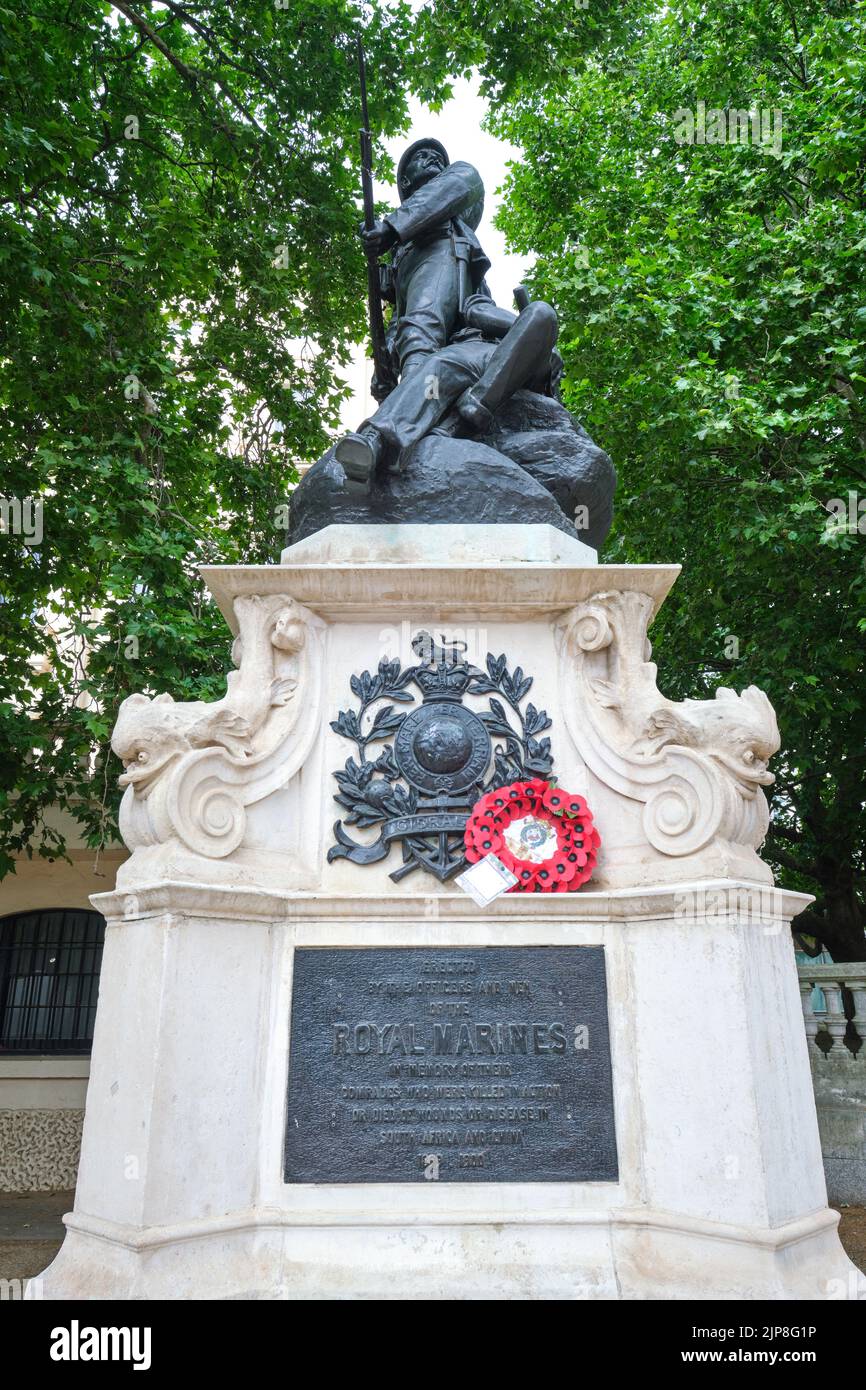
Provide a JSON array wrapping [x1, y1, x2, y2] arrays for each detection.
[[463, 779, 601, 893]]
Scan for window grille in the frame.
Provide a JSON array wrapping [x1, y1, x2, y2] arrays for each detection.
[[0, 908, 105, 1055]]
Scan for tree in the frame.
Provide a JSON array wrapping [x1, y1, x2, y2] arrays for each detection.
[[0, 2, 448, 876], [430, 0, 866, 957]]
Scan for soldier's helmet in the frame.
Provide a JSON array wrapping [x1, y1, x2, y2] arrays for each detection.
[[395, 137, 484, 229], [396, 138, 450, 199]]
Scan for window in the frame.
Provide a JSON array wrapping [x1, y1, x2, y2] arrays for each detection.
[[0, 909, 105, 1055]]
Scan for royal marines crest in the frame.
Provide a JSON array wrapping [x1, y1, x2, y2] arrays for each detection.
[[327, 632, 554, 882]]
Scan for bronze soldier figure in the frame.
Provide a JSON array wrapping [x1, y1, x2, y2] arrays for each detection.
[[336, 138, 561, 490]]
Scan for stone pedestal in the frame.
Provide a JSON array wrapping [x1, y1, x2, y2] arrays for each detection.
[[34, 525, 861, 1299]]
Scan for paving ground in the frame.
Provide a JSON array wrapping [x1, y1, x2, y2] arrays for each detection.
[[0, 1189, 72, 1283], [840, 1203, 866, 1273], [1, 1190, 864, 1289]]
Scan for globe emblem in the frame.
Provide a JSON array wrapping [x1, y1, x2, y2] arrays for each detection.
[[393, 693, 491, 795], [412, 714, 473, 773]]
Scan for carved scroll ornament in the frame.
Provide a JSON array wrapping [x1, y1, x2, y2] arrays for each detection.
[[556, 592, 780, 858], [111, 595, 324, 858]]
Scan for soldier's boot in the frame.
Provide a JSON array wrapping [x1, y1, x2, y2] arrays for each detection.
[[454, 300, 558, 433], [335, 423, 385, 492]]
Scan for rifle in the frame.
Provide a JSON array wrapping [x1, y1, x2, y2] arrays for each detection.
[[357, 39, 396, 402]]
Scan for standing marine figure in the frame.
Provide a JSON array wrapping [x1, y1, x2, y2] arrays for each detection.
[[335, 138, 562, 491]]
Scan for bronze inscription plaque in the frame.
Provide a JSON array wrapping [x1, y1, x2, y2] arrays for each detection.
[[284, 946, 618, 1183]]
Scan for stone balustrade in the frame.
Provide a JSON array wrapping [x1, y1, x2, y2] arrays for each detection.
[[798, 962, 866, 1204], [798, 963, 866, 1057]]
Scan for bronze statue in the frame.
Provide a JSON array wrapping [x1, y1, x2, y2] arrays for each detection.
[[336, 138, 563, 491], [287, 94, 615, 551]]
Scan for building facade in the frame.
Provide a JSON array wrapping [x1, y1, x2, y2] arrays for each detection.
[[0, 810, 125, 1191]]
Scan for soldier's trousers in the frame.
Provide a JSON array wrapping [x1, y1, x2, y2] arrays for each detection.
[[366, 305, 556, 460]]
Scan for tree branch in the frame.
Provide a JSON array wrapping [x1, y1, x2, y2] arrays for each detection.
[[766, 842, 819, 878], [769, 822, 803, 844], [111, 2, 266, 138], [112, 1, 199, 89], [157, 1, 278, 93]]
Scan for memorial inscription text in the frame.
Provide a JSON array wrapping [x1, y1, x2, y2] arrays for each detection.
[[284, 946, 618, 1184]]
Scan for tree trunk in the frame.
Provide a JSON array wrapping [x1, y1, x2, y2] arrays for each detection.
[[793, 873, 866, 962]]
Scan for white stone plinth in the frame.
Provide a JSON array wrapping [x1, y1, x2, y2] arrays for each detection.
[[281, 522, 599, 567], [36, 886, 860, 1300], [32, 525, 863, 1300]]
